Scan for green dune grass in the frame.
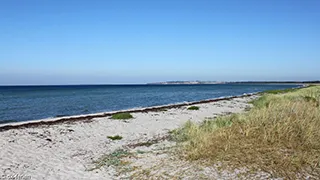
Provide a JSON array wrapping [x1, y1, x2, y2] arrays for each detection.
[[173, 85, 320, 179], [111, 113, 133, 120]]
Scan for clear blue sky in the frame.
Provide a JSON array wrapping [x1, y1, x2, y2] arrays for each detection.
[[0, 0, 319, 85]]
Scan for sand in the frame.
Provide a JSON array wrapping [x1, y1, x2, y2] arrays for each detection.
[[0, 95, 267, 180]]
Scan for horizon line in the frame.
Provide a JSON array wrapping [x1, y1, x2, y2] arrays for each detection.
[[0, 80, 319, 86]]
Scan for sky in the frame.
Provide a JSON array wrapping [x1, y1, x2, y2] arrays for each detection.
[[0, 0, 319, 85]]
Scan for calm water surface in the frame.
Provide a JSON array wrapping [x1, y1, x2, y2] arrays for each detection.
[[0, 84, 299, 123]]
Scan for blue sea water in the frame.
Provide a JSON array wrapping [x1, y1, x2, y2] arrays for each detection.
[[0, 84, 299, 123]]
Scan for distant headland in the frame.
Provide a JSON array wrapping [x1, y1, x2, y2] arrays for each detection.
[[147, 81, 320, 85], [147, 81, 225, 85]]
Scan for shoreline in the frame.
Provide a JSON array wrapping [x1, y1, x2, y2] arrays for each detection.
[[0, 85, 305, 131], [0, 93, 260, 179], [0, 92, 259, 131]]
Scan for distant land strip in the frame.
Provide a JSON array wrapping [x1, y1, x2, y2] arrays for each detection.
[[147, 81, 320, 85]]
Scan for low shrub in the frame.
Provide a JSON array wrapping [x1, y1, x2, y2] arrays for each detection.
[[111, 113, 133, 120], [107, 135, 123, 141], [187, 106, 200, 110]]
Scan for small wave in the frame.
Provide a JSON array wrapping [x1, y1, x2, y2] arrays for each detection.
[[55, 114, 70, 118]]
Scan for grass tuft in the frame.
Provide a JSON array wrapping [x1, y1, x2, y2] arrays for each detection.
[[111, 113, 133, 120], [174, 86, 320, 179], [187, 106, 200, 110], [107, 135, 123, 141]]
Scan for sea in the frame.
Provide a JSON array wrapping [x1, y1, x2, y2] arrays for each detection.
[[0, 84, 300, 124]]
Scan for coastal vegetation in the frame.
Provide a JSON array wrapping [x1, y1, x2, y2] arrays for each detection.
[[111, 113, 133, 120], [172, 85, 320, 178], [187, 106, 200, 110], [107, 135, 123, 141], [262, 88, 298, 94]]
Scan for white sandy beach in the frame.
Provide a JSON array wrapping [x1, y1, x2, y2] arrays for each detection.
[[0, 95, 266, 180]]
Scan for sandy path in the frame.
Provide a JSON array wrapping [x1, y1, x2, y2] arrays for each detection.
[[0, 96, 258, 180]]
